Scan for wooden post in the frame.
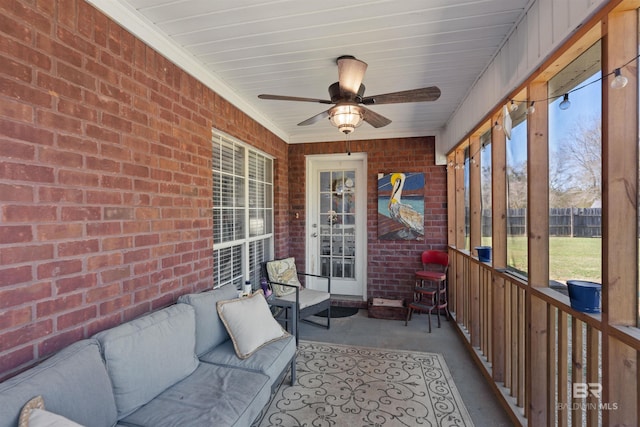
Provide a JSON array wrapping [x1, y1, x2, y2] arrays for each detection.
[[602, 7, 638, 426], [470, 261, 480, 346], [547, 307, 558, 427], [455, 148, 466, 250], [585, 325, 599, 427], [571, 319, 585, 426], [504, 280, 513, 389], [492, 275, 505, 382], [490, 114, 508, 386], [517, 288, 525, 408], [557, 312, 569, 427], [526, 81, 550, 424], [470, 135, 482, 253], [492, 115, 507, 269], [469, 135, 482, 347], [527, 81, 550, 286], [447, 152, 456, 247]]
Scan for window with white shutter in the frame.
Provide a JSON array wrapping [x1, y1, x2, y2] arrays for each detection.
[[212, 131, 273, 288]]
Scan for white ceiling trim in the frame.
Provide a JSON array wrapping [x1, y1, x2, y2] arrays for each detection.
[[86, 0, 290, 143], [288, 128, 441, 145]]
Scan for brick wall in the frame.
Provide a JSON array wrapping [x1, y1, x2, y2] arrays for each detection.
[[287, 137, 447, 306], [0, 0, 288, 379], [0, 0, 446, 380]]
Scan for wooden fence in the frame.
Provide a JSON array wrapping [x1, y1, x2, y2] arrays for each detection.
[[480, 208, 602, 238]]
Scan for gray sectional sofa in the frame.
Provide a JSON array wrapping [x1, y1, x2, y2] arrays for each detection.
[[0, 284, 296, 427]]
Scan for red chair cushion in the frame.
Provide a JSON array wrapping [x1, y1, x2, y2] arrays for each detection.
[[415, 270, 446, 281]]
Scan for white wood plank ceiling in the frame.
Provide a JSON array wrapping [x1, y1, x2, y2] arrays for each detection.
[[89, 0, 532, 144]]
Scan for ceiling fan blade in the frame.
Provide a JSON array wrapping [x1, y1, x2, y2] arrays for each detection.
[[297, 109, 330, 126], [258, 94, 332, 104], [361, 106, 392, 128], [337, 55, 367, 96], [362, 86, 441, 105]]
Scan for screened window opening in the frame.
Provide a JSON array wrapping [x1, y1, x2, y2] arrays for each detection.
[[506, 100, 528, 276], [548, 41, 602, 286], [480, 130, 492, 247]]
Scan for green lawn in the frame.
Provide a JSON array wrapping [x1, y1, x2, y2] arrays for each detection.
[[479, 236, 603, 283]]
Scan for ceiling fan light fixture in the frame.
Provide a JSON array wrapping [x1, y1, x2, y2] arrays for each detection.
[[329, 104, 363, 134], [258, 56, 436, 132]]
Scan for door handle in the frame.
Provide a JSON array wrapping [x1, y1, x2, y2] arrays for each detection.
[[311, 232, 318, 237]]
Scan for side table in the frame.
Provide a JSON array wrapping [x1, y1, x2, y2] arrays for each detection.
[[267, 295, 298, 345]]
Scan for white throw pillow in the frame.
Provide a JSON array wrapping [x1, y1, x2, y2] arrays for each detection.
[[28, 409, 84, 427], [19, 396, 84, 427], [265, 257, 301, 297], [217, 290, 288, 359]]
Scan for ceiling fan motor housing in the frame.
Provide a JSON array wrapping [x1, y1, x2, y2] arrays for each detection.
[[329, 82, 366, 103]]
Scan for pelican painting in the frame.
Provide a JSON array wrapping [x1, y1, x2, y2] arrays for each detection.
[[378, 172, 425, 240]]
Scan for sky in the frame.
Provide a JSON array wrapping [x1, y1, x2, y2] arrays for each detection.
[[507, 71, 602, 165]]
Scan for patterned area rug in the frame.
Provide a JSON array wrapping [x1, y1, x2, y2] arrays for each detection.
[[256, 341, 474, 426]]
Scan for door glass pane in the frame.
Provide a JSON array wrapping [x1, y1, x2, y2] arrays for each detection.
[[319, 168, 357, 279]]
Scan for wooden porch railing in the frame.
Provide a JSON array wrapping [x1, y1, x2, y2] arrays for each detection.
[[449, 248, 639, 427]]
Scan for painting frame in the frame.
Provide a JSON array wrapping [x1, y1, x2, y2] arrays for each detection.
[[377, 172, 425, 241]]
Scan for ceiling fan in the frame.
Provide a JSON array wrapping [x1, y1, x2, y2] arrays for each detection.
[[258, 55, 441, 135]]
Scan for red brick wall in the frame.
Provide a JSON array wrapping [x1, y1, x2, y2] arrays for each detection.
[[0, 0, 288, 379], [287, 137, 447, 305], [0, 0, 446, 380]]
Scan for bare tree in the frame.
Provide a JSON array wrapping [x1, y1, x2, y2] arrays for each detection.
[[555, 116, 601, 208], [481, 166, 491, 207], [506, 161, 527, 209]]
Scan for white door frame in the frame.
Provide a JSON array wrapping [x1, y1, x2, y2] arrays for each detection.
[[305, 153, 367, 300]]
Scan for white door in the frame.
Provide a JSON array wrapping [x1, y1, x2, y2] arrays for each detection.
[[306, 153, 367, 298]]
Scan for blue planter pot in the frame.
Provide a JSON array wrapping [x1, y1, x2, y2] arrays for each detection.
[[475, 246, 491, 262], [567, 280, 601, 313]]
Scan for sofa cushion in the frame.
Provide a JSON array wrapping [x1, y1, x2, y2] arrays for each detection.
[[177, 284, 238, 356], [265, 257, 300, 297], [199, 334, 295, 384], [0, 339, 117, 427], [93, 304, 199, 419], [217, 291, 288, 359], [272, 287, 330, 310], [119, 363, 270, 427]]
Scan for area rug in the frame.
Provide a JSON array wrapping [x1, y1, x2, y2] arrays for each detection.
[[255, 341, 474, 427]]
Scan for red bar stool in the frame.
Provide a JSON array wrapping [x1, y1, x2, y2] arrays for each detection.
[[405, 250, 449, 332]]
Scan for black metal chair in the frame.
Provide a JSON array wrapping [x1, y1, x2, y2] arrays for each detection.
[[264, 258, 331, 345]]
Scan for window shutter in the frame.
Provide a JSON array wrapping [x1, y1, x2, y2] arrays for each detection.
[[212, 132, 273, 288]]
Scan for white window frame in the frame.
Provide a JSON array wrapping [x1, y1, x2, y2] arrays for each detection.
[[212, 130, 274, 289]]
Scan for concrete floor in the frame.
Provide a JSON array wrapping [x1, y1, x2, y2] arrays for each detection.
[[299, 309, 514, 427]]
